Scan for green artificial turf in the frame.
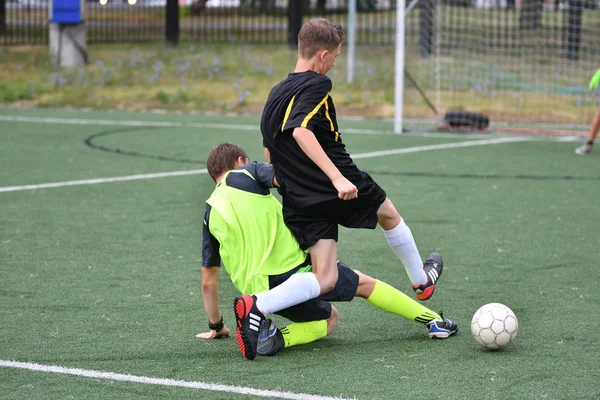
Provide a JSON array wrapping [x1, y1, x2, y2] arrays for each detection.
[[1, 108, 599, 399]]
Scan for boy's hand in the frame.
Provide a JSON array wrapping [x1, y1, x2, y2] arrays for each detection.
[[332, 175, 358, 200], [590, 69, 600, 90], [196, 325, 231, 339]]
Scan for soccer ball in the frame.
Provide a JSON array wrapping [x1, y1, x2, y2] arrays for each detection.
[[470, 303, 518, 350]]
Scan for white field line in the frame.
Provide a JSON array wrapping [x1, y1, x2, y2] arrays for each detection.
[[0, 115, 390, 135], [554, 136, 581, 142], [0, 360, 354, 400], [0, 115, 587, 138], [352, 136, 530, 158], [0, 137, 531, 193], [0, 169, 207, 193]]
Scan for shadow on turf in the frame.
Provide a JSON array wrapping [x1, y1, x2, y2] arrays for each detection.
[[32, 331, 434, 364]]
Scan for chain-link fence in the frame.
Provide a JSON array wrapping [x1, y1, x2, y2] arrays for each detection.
[[2, 0, 401, 46]]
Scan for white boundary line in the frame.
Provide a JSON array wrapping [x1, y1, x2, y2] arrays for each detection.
[[0, 360, 354, 400], [0, 169, 207, 193], [1, 107, 593, 130], [351, 136, 530, 159], [1, 114, 589, 141], [0, 114, 586, 139], [0, 115, 391, 135], [0, 137, 531, 193]]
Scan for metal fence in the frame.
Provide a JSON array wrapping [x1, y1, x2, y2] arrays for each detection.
[[1, 0, 401, 46], [1, 0, 598, 61]]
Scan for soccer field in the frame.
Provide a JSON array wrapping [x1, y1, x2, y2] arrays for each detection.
[[1, 107, 599, 400]]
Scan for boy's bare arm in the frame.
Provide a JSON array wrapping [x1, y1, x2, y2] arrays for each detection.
[[292, 127, 357, 200], [196, 266, 230, 339], [262, 148, 279, 186]]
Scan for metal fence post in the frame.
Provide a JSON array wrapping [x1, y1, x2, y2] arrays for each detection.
[[566, 0, 582, 60], [166, 0, 179, 46], [288, 0, 302, 49], [0, 0, 6, 35]]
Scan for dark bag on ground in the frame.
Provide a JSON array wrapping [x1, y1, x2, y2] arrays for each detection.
[[444, 110, 490, 129]]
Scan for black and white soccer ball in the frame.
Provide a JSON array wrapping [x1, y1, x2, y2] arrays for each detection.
[[471, 303, 518, 350]]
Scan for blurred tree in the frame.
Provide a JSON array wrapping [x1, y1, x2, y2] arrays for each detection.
[[260, 0, 277, 13], [240, 0, 276, 13], [357, 0, 377, 11], [189, 0, 209, 16], [316, 0, 326, 13], [301, 0, 311, 14], [440, 0, 472, 6], [519, 0, 543, 31]]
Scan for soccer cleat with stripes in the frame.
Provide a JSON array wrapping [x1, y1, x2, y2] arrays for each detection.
[[233, 294, 264, 360], [256, 319, 285, 357], [412, 252, 443, 301], [426, 312, 458, 339]]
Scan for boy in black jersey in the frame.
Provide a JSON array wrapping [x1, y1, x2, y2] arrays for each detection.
[[261, 18, 443, 303]]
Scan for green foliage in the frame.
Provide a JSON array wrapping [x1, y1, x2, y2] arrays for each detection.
[[179, 5, 191, 17], [0, 83, 34, 102], [156, 90, 170, 104], [0, 43, 596, 123]]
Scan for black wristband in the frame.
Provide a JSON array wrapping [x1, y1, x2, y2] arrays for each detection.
[[208, 316, 224, 332]]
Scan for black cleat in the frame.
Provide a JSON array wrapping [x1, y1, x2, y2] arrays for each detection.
[[257, 319, 285, 357], [426, 312, 458, 339], [412, 252, 444, 301], [233, 295, 264, 360]]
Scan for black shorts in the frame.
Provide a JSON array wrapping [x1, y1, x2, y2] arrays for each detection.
[[268, 260, 359, 323], [282, 172, 387, 250]]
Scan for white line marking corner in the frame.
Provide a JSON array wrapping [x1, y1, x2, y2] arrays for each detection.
[[0, 360, 355, 400]]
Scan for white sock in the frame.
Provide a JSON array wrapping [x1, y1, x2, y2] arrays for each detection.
[[383, 219, 427, 286], [255, 272, 321, 315]]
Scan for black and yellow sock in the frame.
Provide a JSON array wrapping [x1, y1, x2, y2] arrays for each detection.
[[367, 280, 441, 324], [280, 320, 328, 348]]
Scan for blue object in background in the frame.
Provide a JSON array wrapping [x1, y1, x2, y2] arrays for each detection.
[[51, 0, 83, 24]]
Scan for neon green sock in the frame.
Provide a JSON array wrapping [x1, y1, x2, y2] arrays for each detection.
[[280, 320, 328, 348], [367, 280, 441, 324]]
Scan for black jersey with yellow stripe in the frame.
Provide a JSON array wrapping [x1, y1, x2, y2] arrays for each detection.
[[261, 70, 362, 208]]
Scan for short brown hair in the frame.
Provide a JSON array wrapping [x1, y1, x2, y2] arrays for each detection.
[[206, 143, 249, 182], [298, 18, 344, 59]]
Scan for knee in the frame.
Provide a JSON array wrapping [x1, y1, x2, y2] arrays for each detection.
[[321, 277, 337, 294], [310, 240, 339, 294], [377, 198, 401, 229], [326, 305, 339, 336], [316, 265, 338, 294], [355, 270, 376, 298]]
